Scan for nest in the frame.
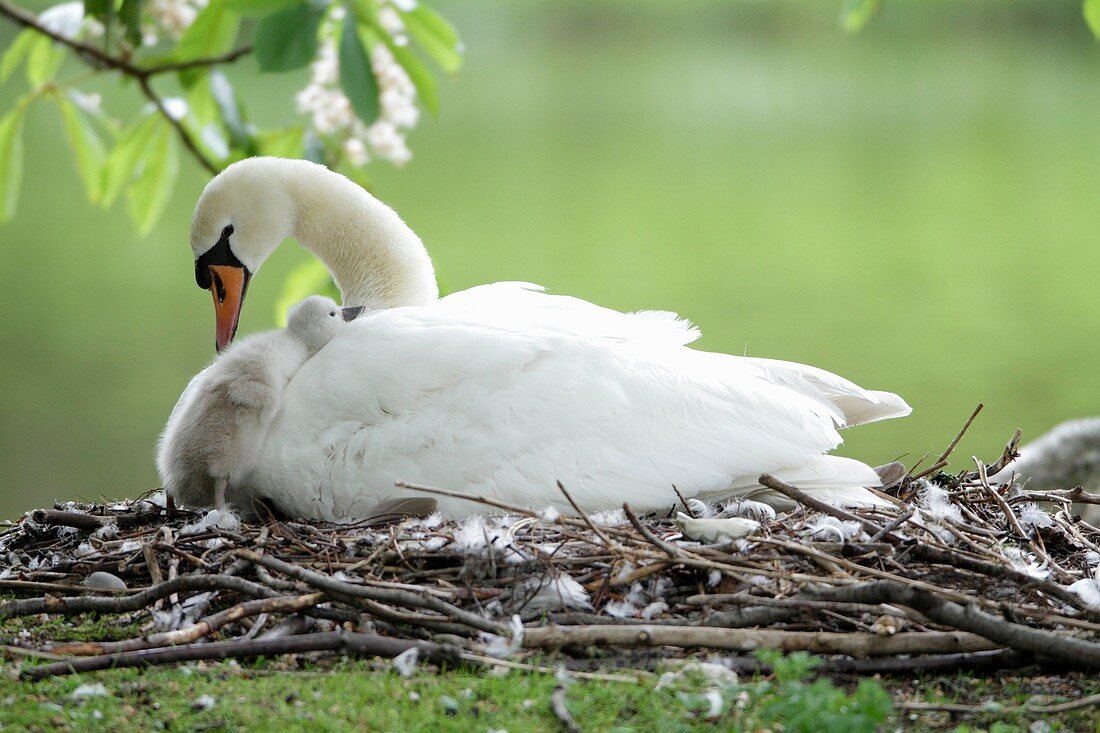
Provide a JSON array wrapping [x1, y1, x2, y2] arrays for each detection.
[[3, 422, 1100, 682]]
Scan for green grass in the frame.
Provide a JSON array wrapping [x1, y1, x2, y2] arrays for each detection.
[[2, 655, 1099, 732]]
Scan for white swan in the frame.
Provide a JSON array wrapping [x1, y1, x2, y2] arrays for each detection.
[[186, 157, 911, 519], [158, 295, 347, 511]]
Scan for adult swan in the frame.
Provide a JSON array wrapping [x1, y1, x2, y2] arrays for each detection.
[[184, 157, 910, 519]]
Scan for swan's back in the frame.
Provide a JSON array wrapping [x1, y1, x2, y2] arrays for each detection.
[[247, 284, 908, 518]]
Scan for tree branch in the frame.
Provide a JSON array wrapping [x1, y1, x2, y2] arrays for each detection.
[[0, 0, 250, 175]]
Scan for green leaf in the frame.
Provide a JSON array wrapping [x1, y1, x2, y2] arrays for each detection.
[[255, 2, 325, 72], [58, 92, 108, 202], [173, 0, 241, 62], [224, 0, 299, 17], [83, 0, 111, 26], [1, 30, 37, 84], [401, 4, 462, 73], [182, 70, 217, 125], [119, 0, 144, 46], [209, 69, 254, 152], [274, 258, 340, 326], [26, 34, 66, 87], [383, 34, 438, 117], [839, 0, 882, 34], [0, 105, 26, 222], [339, 19, 379, 125], [1085, 0, 1100, 39], [127, 121, 178, 235], [257, 125, 303, 158], [101, 112, 159, 207]]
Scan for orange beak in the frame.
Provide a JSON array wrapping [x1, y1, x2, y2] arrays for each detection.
[[208, 264, 249, 352]]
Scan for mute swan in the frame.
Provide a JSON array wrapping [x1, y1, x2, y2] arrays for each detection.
[[157, 295, 348, 510], [186, 156, 911, 519]]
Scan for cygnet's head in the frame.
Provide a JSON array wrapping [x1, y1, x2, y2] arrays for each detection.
[[286, 295, 354, 354]]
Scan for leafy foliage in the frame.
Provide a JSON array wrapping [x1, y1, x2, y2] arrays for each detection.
[[749, 651, 894, 733], [0, 0, 463, 231]]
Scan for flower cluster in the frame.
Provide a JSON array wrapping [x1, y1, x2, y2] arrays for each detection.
[[144, 0, 208, 45], [295, 2, 420, 168]]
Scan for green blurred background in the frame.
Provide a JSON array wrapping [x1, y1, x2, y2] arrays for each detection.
[[2, 0, 1098, 519]]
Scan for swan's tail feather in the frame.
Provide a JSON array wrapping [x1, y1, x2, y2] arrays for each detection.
[[835, 390, 913, 427], [710, 455, 896, 509]]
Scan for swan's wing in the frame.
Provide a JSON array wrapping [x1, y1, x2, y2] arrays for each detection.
[[709, 356, 911, 428], [250, 300, 886, 519], [438, 282, 701, 346]]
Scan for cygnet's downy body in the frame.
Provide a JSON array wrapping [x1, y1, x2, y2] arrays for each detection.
[[157, 296, 347, 510]]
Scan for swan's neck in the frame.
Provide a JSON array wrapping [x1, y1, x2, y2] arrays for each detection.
[[282, 167, 439, 309]]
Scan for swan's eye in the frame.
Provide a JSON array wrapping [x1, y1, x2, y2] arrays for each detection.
[[222, 224, 234, 238]]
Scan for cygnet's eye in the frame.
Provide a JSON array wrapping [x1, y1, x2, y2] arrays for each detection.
[[329, 311, 336, 317]]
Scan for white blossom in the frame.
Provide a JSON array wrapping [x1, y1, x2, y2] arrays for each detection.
[[295, 5, 422, 168]]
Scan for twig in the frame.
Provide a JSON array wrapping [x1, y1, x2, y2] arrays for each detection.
[[903, 691, 1100, 715], [623, 504, 680, 557], [0, 575, 279, 619], [234, 549, 505, 635], [911, 403, 983, 480], [0, 0, 249, 174], [758, 474, 889, 538], [21, 630, 469, 680], [557, 481, 619, 552], [48, 593, 325, 656]]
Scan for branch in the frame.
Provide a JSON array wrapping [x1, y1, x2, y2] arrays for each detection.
[[808, 580, 1100, 667], [21, 629, 468, 680], [521, 624, 998, 656], [136, 74, 219, 174], [0, 574, 279, 619], [0, 0, 249, 175]]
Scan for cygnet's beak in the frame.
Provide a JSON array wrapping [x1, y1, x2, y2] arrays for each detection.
[[341, 305, 365, 322], [207, 264, 250, 352]]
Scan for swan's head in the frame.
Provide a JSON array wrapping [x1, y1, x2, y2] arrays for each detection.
[[285, 295, 357, 355], [191, 158, 299, 351]]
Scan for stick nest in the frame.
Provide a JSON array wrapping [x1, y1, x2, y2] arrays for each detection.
[[4, 428, 1100, 680]]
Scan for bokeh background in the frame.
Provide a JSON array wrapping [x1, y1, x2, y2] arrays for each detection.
[[2, 0, 1098, 519]]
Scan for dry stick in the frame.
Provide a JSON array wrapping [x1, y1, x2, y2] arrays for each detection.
[[461, 653, 641, 684], [522, 625, 997, 656], [30, 510, 122, 530], [0, 575, 280, 619], [21, 630, 469, 681], [973, 458, 1027, 539], [758, 474, 888, 538], [557, 481, 619, 553], [623, 504, 680, 557], [48, 593, 325, 656], [911, 403, 984, 481], [758, 473, 1088, 611], [551, 684, 581, 733], [1015, 486, 1100, 507], [903, 691, 1100, 715], [671, 486, 694, 517], [234, 550, 505, 635], [985, 428, 1023, 477], [809, 580, 1100, 667], [869, 508, 914, 543], [0, 579, 135, 595], [973, 458, 1073, 584]]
